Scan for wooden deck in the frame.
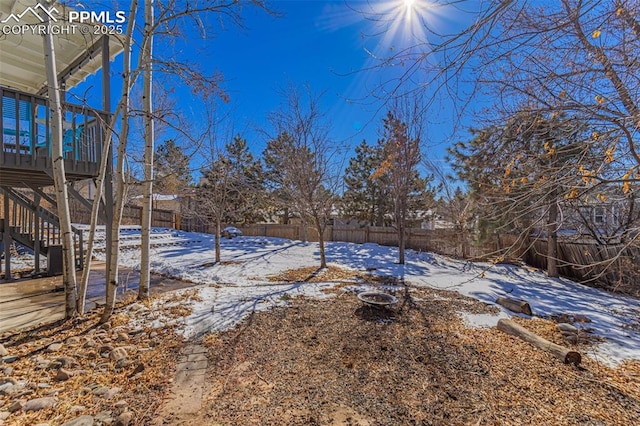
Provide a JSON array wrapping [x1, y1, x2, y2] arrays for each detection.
[[1, 86, 109, 187], [0, 262, 195, 335]]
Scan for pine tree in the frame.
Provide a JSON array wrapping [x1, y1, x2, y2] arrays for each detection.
[[341, 140, 391, 225], [154, 139, 191, 194], [374, 111, 424, 264], [449, 110, 594, 276], [224, 135, 264, 224], [263, 132, 296, 223]]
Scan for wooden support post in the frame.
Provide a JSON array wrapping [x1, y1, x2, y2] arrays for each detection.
[[3, 194, 11, 280], [497, 319, 581, 365], [34, 192, 40, 274]]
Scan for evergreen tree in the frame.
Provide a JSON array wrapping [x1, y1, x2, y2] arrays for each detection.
[[374, 111, 426, 264], [224, 135, 265, 224], [449, 110, 594, 276], [341, 140, 391, 226], [154, 139, 191, 193], [263, 132, 296, 223]]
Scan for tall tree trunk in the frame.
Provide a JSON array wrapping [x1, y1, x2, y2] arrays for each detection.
[[302, 219, 308, 243], [315, 216, 327, 268], [139, 0, 155, 301], [396, 200, 406, 265], [42, 9, 77, 318], [547, 190, 559, 278], [79, 0, 137, 314], [215, 215, 221, 263], [102, 6, 142, 322]]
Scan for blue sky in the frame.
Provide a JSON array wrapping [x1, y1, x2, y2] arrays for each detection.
[[73, 0, 481, 178]]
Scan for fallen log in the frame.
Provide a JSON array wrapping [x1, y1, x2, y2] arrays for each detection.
[[497, 319, 581, 365], [496, 297, 533, 316]]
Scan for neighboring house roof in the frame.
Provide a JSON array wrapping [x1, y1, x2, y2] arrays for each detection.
[[133, 194, 180, 201]]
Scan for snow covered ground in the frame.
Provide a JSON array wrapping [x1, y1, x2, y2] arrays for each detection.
[[94, 228, 640, 367]]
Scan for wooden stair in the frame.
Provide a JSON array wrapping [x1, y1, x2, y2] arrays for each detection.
[[1, 186, 83, 279]]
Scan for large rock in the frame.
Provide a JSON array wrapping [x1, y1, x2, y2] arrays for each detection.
[[60, 415, 94, 426], [114, 411, 133, 426], [46, 343, 63, 353], [24, 396, 57, 411], [0, 344, 7, 357], [110, 348, 128, 362], [556, 323, 578, 333]]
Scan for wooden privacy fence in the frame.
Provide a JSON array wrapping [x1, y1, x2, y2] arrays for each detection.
[[70, 202, 176, 229], [238, 223, 639, 295], [240, 224, 501, 260], [240, 224, 332, 243], [525, 239, 640, 296], [68, 204, 640, 296]]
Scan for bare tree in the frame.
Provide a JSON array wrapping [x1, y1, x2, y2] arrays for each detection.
[[198, 149, 233, 264], [77, 0, 139, 315], [97, 0, 270, 321], [42, 2, 76, 318], [139, 0, 156, 302], [265, 85, 339, 268], [373, 106, 423, 265]]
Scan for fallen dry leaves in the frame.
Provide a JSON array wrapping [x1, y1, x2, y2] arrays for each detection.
[[0, 294, 191, 426], [267, 265, 360, 283], [198, 285, 640, 425], [2, 276, 640, 426]]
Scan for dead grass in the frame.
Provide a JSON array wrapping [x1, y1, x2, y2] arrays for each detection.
[[267, 265, 359, 283]]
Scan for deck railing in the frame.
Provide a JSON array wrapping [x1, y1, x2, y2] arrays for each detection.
[[1, 187, 84, 273], [0, 86, 109, 177]]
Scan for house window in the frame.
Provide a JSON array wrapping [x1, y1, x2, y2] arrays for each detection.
[[612, 205, 621, 226], [594, 207, 605, 224]]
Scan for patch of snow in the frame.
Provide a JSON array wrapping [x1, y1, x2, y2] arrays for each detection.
[[85, 227, 640, 367], [459, 311, 509, 328]]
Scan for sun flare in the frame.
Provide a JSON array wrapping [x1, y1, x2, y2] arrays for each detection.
[[404, 0, 416, 9]]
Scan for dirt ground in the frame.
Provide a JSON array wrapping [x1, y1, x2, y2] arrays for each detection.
[[191, 285, 640, 426], [1, 279, 640, 425]]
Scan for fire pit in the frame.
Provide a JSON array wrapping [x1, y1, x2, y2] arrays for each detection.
[[357, 291, 398, 307]]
